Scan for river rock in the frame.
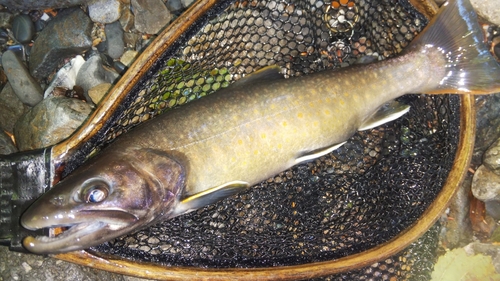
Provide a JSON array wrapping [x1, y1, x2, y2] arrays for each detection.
[[88, 0, 123, 24], [2, 50, 43, 106], [11, 14, 35, 43], [76, 54, 118, 93], [0, 130, 17, 155], [131, 0, 172, 34], [29, 8, 93, 80], [483, 137, 500, 175], [14, 97, 92, 151], [0, 82, 29, 133], [470, 0, 500, 26], [0, 12, 14, 28], [44, 55, 85, 98], [472, 165, 500, 202], [105, 21, 125, 59], [119, 6, 134, 32], [88, 83, 112, 104]]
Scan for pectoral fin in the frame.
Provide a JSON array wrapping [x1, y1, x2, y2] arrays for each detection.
[[228, 65, 284, 89], [295, 142, 347, 164], [359, 101, 410, 131], [172, 181, 249, 216]]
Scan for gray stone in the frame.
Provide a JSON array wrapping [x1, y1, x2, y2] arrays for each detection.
[[119, 6, 135, 32], [0, 0, 87, 10], [11, 14, 34, 43], [2, 50, 43, 106], [88, 0, 123, 24], [0, 130, 17, 155], [470, 0, 500, 26], [29, 8, 93, 80], [75, 54, 109, 93], [484, 137, 500, 175], [166, 0, 183, 13], [44, 55, 85, 98], [472, 165, 500, 202], [180, 0, 196, 8], [0, 82, 29, 133], [105, 21, 125, 59], [131, 0, 172, 34], [14, 97, 92, 151], [0, 12, 14, 28]]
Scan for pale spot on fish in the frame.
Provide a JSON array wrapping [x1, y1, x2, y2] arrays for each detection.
[[313, 121, 319, 127], [253, 150, 259, 155], [238, 139, 243, 145], [261, 133, 266, 139], [297, 113, 303, 118], [277, 143, 283, 149], [270, 104, 276, 109], [324, 109, 331, 115], [282, 121, 288, 127]]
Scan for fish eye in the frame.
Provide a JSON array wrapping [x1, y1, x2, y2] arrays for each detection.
[[81, 182, 109, 203]]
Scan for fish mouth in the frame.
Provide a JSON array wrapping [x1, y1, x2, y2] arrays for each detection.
[[22, 210, 138, 254], [23, 221, 108, 254]]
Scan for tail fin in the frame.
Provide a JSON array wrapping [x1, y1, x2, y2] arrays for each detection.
[[407, 0, 500, 94]]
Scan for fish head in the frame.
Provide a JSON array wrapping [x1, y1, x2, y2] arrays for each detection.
[[21, 148, 185, 254]]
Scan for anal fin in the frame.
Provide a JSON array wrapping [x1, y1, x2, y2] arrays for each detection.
[[359, 101, 410, 131], [172, 181, 249, 216], [295, 142, 346, 164]]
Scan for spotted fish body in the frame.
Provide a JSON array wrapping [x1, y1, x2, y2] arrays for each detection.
[[21, 0, 500, 254]]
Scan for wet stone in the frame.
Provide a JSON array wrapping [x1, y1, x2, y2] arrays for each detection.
[[88, 0, 123, 24], [14, 97, 92, 151], [0, 12, 14, 28], [471, 0, 500, 25], [11, 14, 35, 43], [2, 50, 43, 106], [0, 82, 29, 133], [119, 6, 134, 32], [88, 83, 111, 104], [166, 0, 183, 13], [29, 8, 93, 80], [44, 55, 85, 98], [105, 21, 124, 59], [119, 49, 138, 65], [131, 0, 172, 34], [472, 165, 500, 202], [483, 137, 500, 174], [75, 54, 113, 94], [0, 130, 17, 155]]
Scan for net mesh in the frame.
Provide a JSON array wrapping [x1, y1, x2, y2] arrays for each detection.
[[76, 0, 459, 278]]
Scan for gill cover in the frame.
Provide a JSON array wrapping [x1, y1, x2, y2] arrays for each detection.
[[21, 148, 185, 254]]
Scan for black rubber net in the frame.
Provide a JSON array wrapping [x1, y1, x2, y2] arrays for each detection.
[[71, 0, 460, 279]]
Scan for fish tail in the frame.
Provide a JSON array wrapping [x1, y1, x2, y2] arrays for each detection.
[[408, 0, 500, 94]]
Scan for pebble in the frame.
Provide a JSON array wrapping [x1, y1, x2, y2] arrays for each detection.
[[105, 21, 125, 59], [472, 165, 500, 202], [88, 0, 123, 24], [2, 50, 43, 106], [0, 82, 29, 133], [120, 49, 138, 66], [166, 0, 183, 13], [88, 83, 111, 104], [14, 97, 92, 151], [483, 137, 500, 174], [44, 55, 85, 98], [0, 130, 17, 155], [180, 0, 196, 8], [131, 0, 172, 34], [75, 53, 113, 93], [119, 6, 135, 32], [470, 0, 500, 25], [0, 12, 13, 28], [11, 14, 35, 43], [29, 8, 93, 80]]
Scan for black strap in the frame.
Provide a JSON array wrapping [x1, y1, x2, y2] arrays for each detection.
[[0, 148, 51, 252]]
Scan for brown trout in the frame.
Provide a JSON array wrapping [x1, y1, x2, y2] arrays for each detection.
[[21, 0, 500, 253]]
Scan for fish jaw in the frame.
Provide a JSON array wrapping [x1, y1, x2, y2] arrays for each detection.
[[20, 148, 186, 254]]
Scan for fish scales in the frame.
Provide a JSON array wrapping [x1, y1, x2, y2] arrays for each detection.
[[119, 51, 440, 195]]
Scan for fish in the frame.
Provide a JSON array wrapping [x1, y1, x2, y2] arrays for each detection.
[[21, 0, 500, 254]]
